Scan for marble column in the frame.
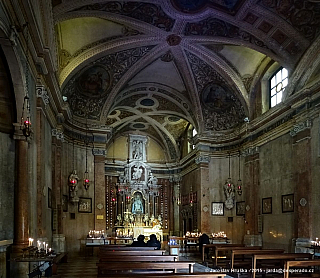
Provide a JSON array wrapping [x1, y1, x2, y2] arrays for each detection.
[[290, 120, 312, 252], [243, 147, 262, 246], [13, 131, 29, 250], [11, 126, 30, 277], [93, 149, 106, 231]]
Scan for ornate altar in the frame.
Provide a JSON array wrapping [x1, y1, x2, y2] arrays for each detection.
[[112, 135, 163, 240]]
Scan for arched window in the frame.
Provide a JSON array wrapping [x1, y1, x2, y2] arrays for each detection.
[[270, 67, 288, 108]]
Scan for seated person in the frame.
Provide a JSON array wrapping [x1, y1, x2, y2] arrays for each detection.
[[131, 234, 146, 247], [146, 234, 161, 249], [199, 233, 210, 258]]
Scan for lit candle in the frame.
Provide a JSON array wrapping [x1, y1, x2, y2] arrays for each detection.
[[37, 240, 41, 249], [28, 238, 31, 246], [30, 238, 34, 246], [49, 248, 51, 253], [43, 242, 46, 249]]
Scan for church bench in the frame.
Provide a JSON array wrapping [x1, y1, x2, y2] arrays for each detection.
[[252, 253, 313, 278], [99, 255, 178, 262], [202, 243, 245, 263], [97, 261, 195, 275], [97, 272, 227, 278], [99, 246, 157, 251], [98, 249, 165, 256], [230, 248, 284, 269], [51, 252, 68, 275], [284, 260, 320, 278], [213, 246, 261, 267]]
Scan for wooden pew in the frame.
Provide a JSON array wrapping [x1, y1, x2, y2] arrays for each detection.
[[100, 246, 157, 251], [284, 259, 320, 278], [230, 248, 284, 269], [98, 249, 165, 256], [98, 272, 227, 278], [252, 253, 313, 278], [202, 244, 245, 263], [213, 246, 260, 267], [99, 255, 178, 262], [97, 261, 195, 276]]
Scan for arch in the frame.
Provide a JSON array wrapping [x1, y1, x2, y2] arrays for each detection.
[[0, 25, 27, 126]]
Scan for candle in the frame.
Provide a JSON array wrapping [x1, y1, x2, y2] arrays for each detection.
[[28, 238, 31, 246], [46, 244, 48, 253], [30, 238, 34, 246], [37, 240, 41, 249], [43, 242, 46, 249], [49, 248, 51, 253]]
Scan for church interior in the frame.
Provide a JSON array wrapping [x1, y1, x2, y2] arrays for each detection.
[[0, 0, 320, 277]]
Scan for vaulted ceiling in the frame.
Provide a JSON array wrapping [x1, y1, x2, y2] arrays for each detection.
[[53, 0, 320, 160]]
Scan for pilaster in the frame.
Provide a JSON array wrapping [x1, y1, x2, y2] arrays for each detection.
[[243, 147, 260, 239], [93, 148, 106, 231], [195, 154, 211, 233], [290, 119, 312, 251]]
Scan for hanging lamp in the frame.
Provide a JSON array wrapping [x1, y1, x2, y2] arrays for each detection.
[[237, 151, 242, 195], [224, 152, 235, 209], [83, 116, 90, 190], [68, 117, 78, 192], [20, 23, 31, 138]]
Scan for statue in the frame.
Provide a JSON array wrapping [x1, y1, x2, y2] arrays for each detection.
[[132, 165, 143, 180], [147, 172, 157, 186], [132, 140, 142, 160], [132, 194, 144, 214], [224, 180, 235, 209]]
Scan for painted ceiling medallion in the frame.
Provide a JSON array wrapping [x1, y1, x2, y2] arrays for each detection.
[[78, 65, 111, 98], [130, 122, 148, 130], [170, 0, 208, 12], [166, 34, 181, 46], [171, 0, 242, 13], [140, 98, 155, 106]]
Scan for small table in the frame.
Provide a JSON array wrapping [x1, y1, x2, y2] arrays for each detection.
[[13, 256, 54, 277]]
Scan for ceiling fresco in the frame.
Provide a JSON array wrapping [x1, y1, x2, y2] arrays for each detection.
[[54, 0, 320, 162]]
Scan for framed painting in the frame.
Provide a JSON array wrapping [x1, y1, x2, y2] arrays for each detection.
[[62, 195, 68, 212], [236, 201, 245, 216], [48, 187, 52, 209], [282, 194, 294, 213], [78, 197, 92, 213], [211, 202, 224, 216], [262, 197, 272, 214]]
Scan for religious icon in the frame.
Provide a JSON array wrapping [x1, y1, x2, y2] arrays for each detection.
[[132, 192, 144, 214]]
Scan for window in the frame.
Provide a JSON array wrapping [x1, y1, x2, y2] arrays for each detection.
[[192, 128, 197, 137], [270, 67, 288, 107]]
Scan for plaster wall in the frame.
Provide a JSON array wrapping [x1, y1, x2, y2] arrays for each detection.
[[311, 115, 320, 239], [0, 132, 15, 241], [147, 139, 166, 162], [259, 134, 294, 251], [61, 142, 95, 254], [207, 156, 245, 244]]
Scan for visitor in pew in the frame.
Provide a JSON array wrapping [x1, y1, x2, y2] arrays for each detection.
[[199, 233, 210, 258], [147, 234, 161, 249], [131, 234, 147, 247]]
